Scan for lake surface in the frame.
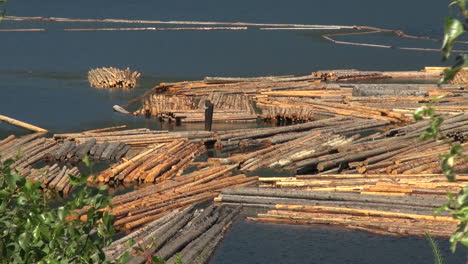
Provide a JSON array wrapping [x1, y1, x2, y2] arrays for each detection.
[[1, 0, 467, 263]]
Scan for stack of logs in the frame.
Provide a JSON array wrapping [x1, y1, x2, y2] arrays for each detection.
[[0, 133, 82, 194], [104, 205, 241, 264], [128, 69, 468, 124], [137, 93, 257, 123], [94, 139, 206, 183], [205, 116, 389, 152], [88, 67, 141, 89], [255, 95, 410, 124], [215, 186, 459, 237], [76, 164, 257, 231], [46, 139, 130, 163], [26, 164, 80, 195], [54, 128, 182, 147]]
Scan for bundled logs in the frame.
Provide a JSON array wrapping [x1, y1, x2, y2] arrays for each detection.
[[25, 164, 80, 195], [94, 139, 206, 183], [105, 205, 241, 264], [0, 133, 59, 174], [310, 69, 391, 82], [259, 174, 468, 196], [45, 139, 130, 163], [259, 105, 315, 123], [136, 93, 257, 122], [126, 69, 467, 125], [206, 117, 389, 152], [215, 186, 458, 237], [0, 134, 81, 194], [77, 164, 257, 231], [88, 67, 141, 89], [54, 128, 182, 147], [255, 96, 410, 124]]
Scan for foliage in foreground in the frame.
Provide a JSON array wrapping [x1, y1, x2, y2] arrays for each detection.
[[416, 0, 468, 253], [0, 157, 116, 263]]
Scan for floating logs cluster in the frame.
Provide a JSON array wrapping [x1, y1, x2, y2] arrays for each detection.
[[54, 128, 182, 147], [0, 133, 58, 173], [126, 69, 467, 125], [310, 69, 391, 82], [105, 205, 240, 264], [25, 164, 80, 195], [206, 116, 388, 152], [259, 105, 315, 124], [94, 139, 206, 183], [0, 133, 82, 194], [76, 164, 256, 231], [45, 139, 130, 163], [215, 186, 458, 237], [137, 93, 257, 122], [255, 95, 410, 124], [88, 67, 141, 89], [259, 174, 468, 196]]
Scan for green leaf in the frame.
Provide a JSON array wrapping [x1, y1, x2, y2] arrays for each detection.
[[5, 171, 17, 189], [441, 54, 468, 83], [82, 155, 91, 167], [18, 232, 30, 250], [450, 144, 464, 155], [413, 106, 426, 120], [429, 95, 447, 103], [442, 17, 464, 60]]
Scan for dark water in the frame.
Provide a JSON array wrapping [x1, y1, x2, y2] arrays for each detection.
[[211, 216, 467, 264], [1, 0, 467, 263], [0, 0, 457, 136]]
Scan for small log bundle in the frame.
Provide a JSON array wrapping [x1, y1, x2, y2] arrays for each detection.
[[94, 139, 206, 183], [54, 128, 181, 147], [215, 186, 457, 237], [0, 133, 59, 173], [77, 164, 257, 231], [104, 205, 240, 264], [25, 164, 80, 195], [255, 96, 410, 123], [260, 174, 468, 196], [88, 67, 141, 89], [310, 69, 391, 82], [45, 139, 130, 163]]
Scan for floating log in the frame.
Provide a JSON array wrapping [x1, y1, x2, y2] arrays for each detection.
[[0, 114, 47, 132]]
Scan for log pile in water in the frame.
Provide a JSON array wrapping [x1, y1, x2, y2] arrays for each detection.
[[205, 116, 388, 152], [54, 128, 181, 147], [311, 69, 391, 82], [0, 133, 58, 173], [259, 174, 468, 196], [25, 164, 80, 195], [105, 205, 240, 264], [136, 93, 257, 122], [88, 67, 141, 89], [215, 186, 457, 237], [77, 164, 256, 231], [45, 139, 130, 163], [255, 95, 410, 124], [0, 134, 81, 194], [94, 139, 206, 183]]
